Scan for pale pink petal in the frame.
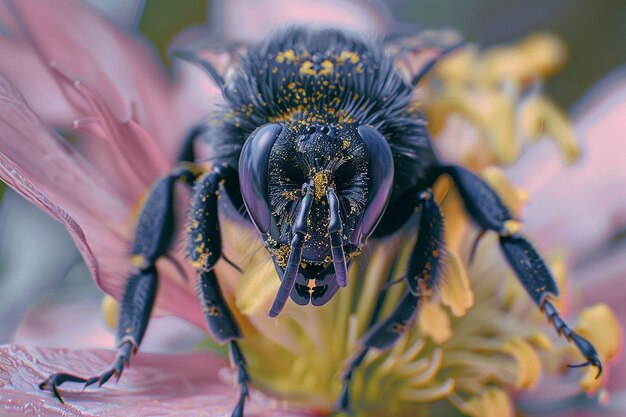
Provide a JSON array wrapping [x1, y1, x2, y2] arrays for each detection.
[[0, 74, 206, 328], [214, 0, 391, 42], [509, 67, 626, 259], [83, 0, 146, 29], [0, 37, 77, 126], [170, 0, 392, 116], [0, 74, 130, 293], [13, 299, 115, 350], [12, 293, 206, 353], [2, 0, 206, 160], [0, 345, 317, 417]]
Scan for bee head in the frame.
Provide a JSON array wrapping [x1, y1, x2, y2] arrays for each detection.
[[239, 122, 393, 311]]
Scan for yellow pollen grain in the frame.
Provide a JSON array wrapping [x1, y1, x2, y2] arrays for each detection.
[[130, 254, 147, 269], [299, 61, 317, 76], [312, 171, 330, 200], [101, 295, 119, 330], [502, 220, 522, 236], [319, 60, 334, 75], [339, 51, 360, 64], [276, 50, 295, 63]]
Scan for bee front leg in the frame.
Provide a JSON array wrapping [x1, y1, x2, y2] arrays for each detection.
[[40, 165, 199, 401], [336, 191, 444, 414], [443, 164, 602, 377], [188, 167, 249, 417]]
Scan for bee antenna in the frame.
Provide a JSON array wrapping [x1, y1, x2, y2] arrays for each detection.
[[327, 188, 348, 287], [269, 186, 313, 317], [410, 40, 466, 87], [171, 49, 225, 90]]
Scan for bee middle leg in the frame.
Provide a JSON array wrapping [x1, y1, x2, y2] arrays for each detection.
[[188, 166, 249, 417], [335, 190, 444, 413]]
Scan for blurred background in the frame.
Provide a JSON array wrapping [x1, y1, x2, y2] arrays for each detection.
[[0, 0, 625, 349]]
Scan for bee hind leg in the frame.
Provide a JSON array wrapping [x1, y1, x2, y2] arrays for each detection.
[[443, 164, 602, 377]]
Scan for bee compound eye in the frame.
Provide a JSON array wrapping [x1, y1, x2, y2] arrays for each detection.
[[356, 125, 394, 242], [239, 123, 283, 234]]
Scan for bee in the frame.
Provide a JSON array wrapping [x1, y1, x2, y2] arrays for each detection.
[[40, 27, 601, 417]]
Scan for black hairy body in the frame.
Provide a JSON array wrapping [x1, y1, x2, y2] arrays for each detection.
[[206, 28, 437, 232]]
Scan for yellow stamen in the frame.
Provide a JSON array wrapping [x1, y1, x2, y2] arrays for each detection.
[[419, 301, 452, 344], [461, 389, 514, 417], [501, 336, 542, 389], [439, 249, 474, 316], [575, 303, 622, 392], [101, 295, 119, 330]]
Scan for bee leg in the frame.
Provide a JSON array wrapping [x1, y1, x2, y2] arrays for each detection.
[[410, 40, 466, 87], [189, 167, 249, 417], [335, 191, 443, 413], [443, 164, 602, 377], [177, 123, 210, 163], [40, 166, 199, 401]]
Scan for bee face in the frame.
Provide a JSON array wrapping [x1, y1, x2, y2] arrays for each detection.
[[239, 121, 393, 307]]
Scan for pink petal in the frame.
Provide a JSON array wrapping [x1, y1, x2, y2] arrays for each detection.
[[82, 0, 146, 29], [215, 0, 391, 42], [12, 292, 207, 354], [13, 299, 115, 350], [0, 345, 318, 417], [509, 67, 626, 259], [2, 0, 207, 160], [0, 74, 208, 329], [0, 37, 77, 126], [0, 76, 125, 292]]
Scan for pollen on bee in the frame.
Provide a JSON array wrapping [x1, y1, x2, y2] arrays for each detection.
[[319, 60, 334, 75], [276, 49, 296, 63], [312, 171, 331, 200], [130, 254, 147, 269], [299, 61, 317, 76], [503, 220, 523, 236], [338, 50, 360, 64]]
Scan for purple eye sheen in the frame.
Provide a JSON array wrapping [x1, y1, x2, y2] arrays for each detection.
[[352, 125, 394, 245], [238, 123, 283, 234]]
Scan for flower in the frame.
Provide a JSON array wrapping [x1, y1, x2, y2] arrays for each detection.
[[0, 1, 622, 417], [513, 65, 626, 417]]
